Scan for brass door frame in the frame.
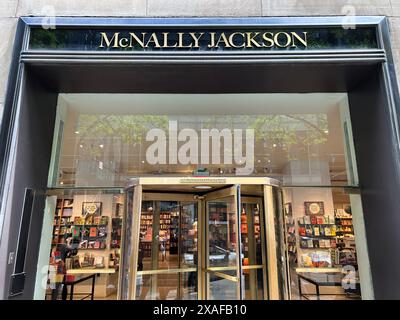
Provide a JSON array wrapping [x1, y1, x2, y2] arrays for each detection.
[[241, 196, 268, 300], [117, 184, 142, 300], [132, 192, 201, 300], [121, 176, 284, 300], [203, 185, 242, 300]]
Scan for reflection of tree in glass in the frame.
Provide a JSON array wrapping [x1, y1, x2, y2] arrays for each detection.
[[75, 114, 169, 156], [74, 113, 327, 164], [204, 114, 328, 161]]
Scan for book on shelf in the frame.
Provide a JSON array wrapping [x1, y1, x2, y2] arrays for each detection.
[[88, 241, 96, 249], [94, 256, 105, 268], [79, 240, 88, 249], [94, 216, 102, 225], [98, 226, 107, 237], [62, 208, 73, 217], [63, 199, 73, 207], [100, 216, 109, 225], [81, 227, 90, 237], [74, 216, 85, 225], [89, 227, 98, 237]]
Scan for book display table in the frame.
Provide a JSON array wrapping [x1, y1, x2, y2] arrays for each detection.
[[62, 273, 96, 300], [297, 272, 360, 300]]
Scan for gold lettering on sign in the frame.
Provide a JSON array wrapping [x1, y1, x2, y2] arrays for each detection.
[[129, 32, 146, 48], [99, 32, 119, 48], [246, 32, 262, 48], [215, 33, 231, 48], [228, 32, 245, 48], [262, 32, 275, 48], [291, 31, 308, 47], [146, 33, 161, 48], [274, 32, 291, 48], [177, 32, 192, 48], [208, 32, 217, 48], [189, 32, 204, 48], [162, 32, 177, 48], [99, 31, 308, 49]]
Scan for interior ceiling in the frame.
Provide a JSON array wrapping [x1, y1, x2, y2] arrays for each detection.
[[57, 92, 349, 184], [142, 184, 227, 193], [60, 93, 347, 115], [142, 184, 264, 195]]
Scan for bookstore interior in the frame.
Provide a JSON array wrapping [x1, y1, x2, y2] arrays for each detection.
[[38, 92, 368, 300]]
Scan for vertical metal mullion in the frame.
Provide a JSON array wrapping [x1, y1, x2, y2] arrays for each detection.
[[197, 199, 203, 300], [264, 185, 280, 300], [235, 184, 243, 300], [259, 194, 269, 300], [150, 201, 160, 299], [178, 202, 182, 300], [129, 184, 142, 300], [204, 199, 209, 299]]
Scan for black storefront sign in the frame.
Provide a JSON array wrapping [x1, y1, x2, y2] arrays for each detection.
[[28, 26, 378, 51]]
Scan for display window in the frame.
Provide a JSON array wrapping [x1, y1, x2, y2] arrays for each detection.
[[42, 189, 124, 300], [3, 16, 399, 301], [283, 187, 363, 300], [49, 92, 356, 188], [35, 90, 368, 300]]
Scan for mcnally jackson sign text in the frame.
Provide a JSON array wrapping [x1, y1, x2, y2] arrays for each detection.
[[98, 31, 308, 49], [28, 26, 378, 51]]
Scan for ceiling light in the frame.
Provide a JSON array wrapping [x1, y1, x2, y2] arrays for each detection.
[[74, 131, 79, 134], [79, 144, 83, 148], [193, 185, 212, 190], [99, 144, 104, 148]]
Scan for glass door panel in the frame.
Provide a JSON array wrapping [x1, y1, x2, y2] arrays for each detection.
[[180, 202, 198, 299], [119, 185, 142, 300], [240, 197, 268, 300], [135, 198, 199, 300], [205, 186, 241, 300]]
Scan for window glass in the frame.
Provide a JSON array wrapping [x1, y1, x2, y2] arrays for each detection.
[[51, 93, 356, 188]]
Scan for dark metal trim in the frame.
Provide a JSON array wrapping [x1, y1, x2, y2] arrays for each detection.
[[0, 20, 27, 217], [377, 18, 400, 180], [0, 15, 395, 300], [20, 49, 386, 65], [20, 16, 385, 28]]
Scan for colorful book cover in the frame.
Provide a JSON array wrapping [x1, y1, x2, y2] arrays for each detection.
[[94, 216, 102, 225], [324, 226, 331, 236], [72, 226, 81, 238], [100, 216, 109, 225], [311, 216, 317, 224], [89, 227, 98, 237], [98, 226, 107, 237]]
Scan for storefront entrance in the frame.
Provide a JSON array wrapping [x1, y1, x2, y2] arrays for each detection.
[[119, 177, 285, 300], [3, 16, 400, 300]]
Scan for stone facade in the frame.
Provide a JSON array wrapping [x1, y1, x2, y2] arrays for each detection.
[[1, 0, 400, 113]]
